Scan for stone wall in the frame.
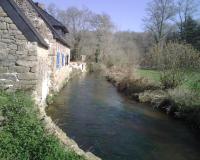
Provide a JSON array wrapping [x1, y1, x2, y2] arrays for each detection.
[[0, 6, 38, 91], [0, 6, 51, 105], [34, 46, 50, 104], [0, 0, 73, 103], [14, 0, 71, 93], [70, 62, 87, 72], [14, 0, 53, 42], [50, 43, 71, 92]]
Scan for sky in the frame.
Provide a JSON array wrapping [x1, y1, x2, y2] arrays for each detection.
[[35, 0, 149, 32]]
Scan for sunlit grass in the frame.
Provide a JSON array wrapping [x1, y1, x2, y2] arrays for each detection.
[[0, 91, 85, 160], [136, 69, 160, 82], [136, 69, 200, 92]]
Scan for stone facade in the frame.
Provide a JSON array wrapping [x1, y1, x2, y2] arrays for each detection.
[[14, 0, 71, 92], [0, 6, 38, 91], [14, 0, 53, 42], [0, 1, 72, 104]]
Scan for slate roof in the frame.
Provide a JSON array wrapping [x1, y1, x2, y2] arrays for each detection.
[[0, 0, 49, 48], [34, 2, 69, 33], [28, 0, 70, 48]]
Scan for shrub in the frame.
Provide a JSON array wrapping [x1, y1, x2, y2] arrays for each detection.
[[160, 70, 184, 89], [169, 88, 200, 111], [0, 92, 84, 160], [150, 42, 200, 88], [187, 75, 200, 95]]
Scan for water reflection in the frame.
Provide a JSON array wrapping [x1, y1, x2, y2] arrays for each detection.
[[47, 74, 200, 160]]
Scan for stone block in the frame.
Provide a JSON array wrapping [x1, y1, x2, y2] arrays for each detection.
[[0, 42, 7, 49], [0, 67, 8, 73], [0, 52, 7, 60], [1, 38, 13, 43], [0, 22, 7, 30], [9, 24, 17, 30], [9, 30, 21, 35], [14, 82, 35, 90], [1, 34, 10, 39], [11, 66, 29, 73], [0, 60, 15, 67], [20, 80, 37, 85], [25, 56, 37, 61], [0, 8, 7, 17], [8, 44, 17, 50], [19, 84, 36, 90], [17, 73, 37, 80], [7, 54, 16, 60], [17, 44, 27, 51], [16, 51, 28, 55], [0, 79, 13, 85], [4, 17, 12, 24], [9, 50, 16, 55], [0, 7, 4, 12], [30, 66, 37, 73], [28, 50, 37, 56], [15, 35, 26, 40], [0, 73, 18, 81], [16, 60, 36, 67]]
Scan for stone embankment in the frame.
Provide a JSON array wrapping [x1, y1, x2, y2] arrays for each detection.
[[41, 67, 101, 160], [38, 106, 101, 160], [106, 68, 200, 129]]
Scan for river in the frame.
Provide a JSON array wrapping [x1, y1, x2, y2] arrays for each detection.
[[46, 74, 200, 160]]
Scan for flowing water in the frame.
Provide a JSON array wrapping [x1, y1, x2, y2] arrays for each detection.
[[46, 74, 200, 160]]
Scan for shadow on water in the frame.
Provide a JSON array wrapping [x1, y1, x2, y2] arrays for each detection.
[[46, 73, 200, 160]]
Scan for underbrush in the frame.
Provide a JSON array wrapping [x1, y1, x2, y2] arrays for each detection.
[[106, 67, 160, 93], [0, 91, 84, 160], [137, 69, 200, 91], [106, 67, 200, 128], [87, 62, 107, 73]]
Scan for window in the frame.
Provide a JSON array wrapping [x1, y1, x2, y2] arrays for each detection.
[[65, 55, 69, 66], [62, 54, 65, 66], [56, 52, 60, 69]]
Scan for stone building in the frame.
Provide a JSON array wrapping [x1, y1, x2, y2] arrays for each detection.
[[0, 0, 72, 104]]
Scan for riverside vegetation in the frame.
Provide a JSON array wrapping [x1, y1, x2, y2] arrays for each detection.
[[1, 0, 200, 159], [105, 43, 200, 129], [0, 91, 85, 160]]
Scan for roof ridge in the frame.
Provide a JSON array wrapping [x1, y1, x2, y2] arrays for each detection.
[[27, 0, 70, 48], [0, 0, 48, 48], [36, 4, 66, 28]]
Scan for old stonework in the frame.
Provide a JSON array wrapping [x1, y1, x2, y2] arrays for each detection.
[[0, 0, 86, 105]]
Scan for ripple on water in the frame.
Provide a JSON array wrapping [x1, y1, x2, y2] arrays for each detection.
[[47, 74, 200, 160]]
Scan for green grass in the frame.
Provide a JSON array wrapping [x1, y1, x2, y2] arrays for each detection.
[[0, 91, 85, 160], [136, 69, 161, 82], [183, 72, 200, 91], [136, 69, 200, 92]]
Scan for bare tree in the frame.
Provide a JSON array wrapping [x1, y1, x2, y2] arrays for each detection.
[[91, 14, 115, 63], [56, 7, 94, 60], [46, 4, 140, 68], [47, 3, 57, 18], [144, 0, 176, 43]]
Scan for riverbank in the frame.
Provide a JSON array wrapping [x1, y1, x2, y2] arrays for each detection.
[[0, 91, 84, 160], [46, 72, 200, 160], [0, 91, 100, 160], [105, 67, 200, 129]]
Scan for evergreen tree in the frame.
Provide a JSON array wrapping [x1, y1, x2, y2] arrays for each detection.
[[181, 17, 200, 50]]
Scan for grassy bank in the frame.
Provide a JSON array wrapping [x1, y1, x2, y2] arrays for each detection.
[[136, 69, 200, 91], [0, 91, 84, 160], [106, 67, 200, 129]]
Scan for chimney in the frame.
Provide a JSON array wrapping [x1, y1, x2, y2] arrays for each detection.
[[35, 2, 45, 10]]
